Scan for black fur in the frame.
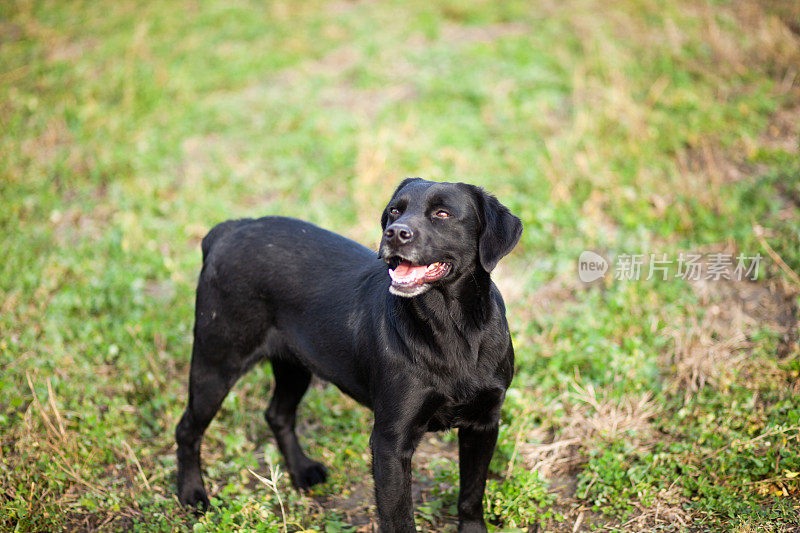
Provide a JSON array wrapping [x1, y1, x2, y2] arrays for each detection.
[[175, 179, 523, 532]]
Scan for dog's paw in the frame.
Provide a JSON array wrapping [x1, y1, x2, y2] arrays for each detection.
[[179, 485, 210, 513], [292, 460, 328, 490], [457, 520, 488, 533]]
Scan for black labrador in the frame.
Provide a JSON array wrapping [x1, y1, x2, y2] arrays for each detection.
[[176, 178, 522, 532]]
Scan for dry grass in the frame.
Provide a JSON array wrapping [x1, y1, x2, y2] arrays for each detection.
[[519, 383, 659, 482], [6, 374, 125, 522], [514, 381, 691, 532], [615, 484, 691, 531], [664, 247, 799, 399], [532, 0, 800, 225]]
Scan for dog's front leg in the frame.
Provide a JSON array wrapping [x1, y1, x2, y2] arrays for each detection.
[[370, 428, 417, 533], [371, 388, 444, 532], [457, 423, 499, 533]]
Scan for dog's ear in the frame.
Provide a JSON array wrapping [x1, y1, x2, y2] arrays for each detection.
[[472, 186, 523, 272], [381, 177, 422, 230]]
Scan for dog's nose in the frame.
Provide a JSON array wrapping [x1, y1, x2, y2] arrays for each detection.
[[384, 223, 414, 245]]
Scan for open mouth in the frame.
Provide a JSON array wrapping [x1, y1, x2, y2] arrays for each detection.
[[387, 259, 451, 296]]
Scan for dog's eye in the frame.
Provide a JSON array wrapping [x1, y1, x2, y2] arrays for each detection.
[[434, 210, 451, 219], [389, 207, 400, 216]]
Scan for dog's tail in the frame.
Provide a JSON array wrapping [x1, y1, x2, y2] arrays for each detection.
[[200, 219, 249, 262]]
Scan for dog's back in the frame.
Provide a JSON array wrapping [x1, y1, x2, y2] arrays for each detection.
[[201, 216, 378, 284], [200, 218, 252, 261], [194, 216, 382, 400]]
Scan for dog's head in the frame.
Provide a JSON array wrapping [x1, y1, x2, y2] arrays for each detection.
[[378, 178, 523, 297]]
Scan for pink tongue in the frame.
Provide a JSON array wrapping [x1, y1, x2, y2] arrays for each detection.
[[392, 260, 428, 281]]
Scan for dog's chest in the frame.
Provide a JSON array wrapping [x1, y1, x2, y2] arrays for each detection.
[[426, 386, 505, 431]]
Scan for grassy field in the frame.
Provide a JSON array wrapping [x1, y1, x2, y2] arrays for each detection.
[[1, 0, 799, 530]]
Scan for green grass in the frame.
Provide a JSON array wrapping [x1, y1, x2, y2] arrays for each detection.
[[1, 0, 799, 530]]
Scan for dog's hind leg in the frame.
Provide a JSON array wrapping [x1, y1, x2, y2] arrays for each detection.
[[175, 346, 239, 510], [265, 358, 328, 489]]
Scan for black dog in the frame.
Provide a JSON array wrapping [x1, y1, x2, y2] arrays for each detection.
[[176, 178, 522, 532]]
